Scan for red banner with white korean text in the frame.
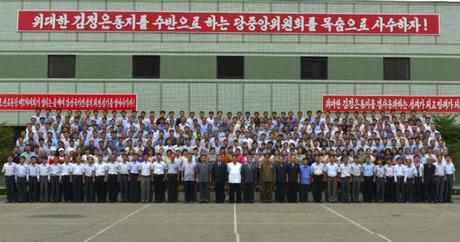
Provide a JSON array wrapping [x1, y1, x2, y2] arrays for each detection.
[[322, 95, 460, 113], [0, 94, 137, 111], [17, 11, 440, 35]]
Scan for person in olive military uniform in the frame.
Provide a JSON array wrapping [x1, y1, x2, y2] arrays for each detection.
[[260, 154, 276, 203]]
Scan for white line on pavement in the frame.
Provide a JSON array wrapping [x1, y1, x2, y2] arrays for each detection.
[[320, 204, 392, 242], [81, 204, 150, 242], [234, 203, 240, 242]]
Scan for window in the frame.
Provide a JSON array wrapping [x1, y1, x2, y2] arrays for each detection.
[[132, 56, 160, 78], [301, 57, 327, 80], [384, 58, 410, 80], [217, 56, 244, 79], [48, 55, 75, 78]]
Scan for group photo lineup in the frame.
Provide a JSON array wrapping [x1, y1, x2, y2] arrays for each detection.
[[1, 0, 460, 242]]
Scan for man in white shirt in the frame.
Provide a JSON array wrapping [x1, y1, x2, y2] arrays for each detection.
[[38, 158, 50, 202], [444, 154, 456, 203], [2, 155, 16, 202], [152, 153, 167, 203], [311, 156, 324, 202], [139, 158, 152, 203], [393, 157, 406, 203], [107, 155, 119, 202], [434, 157, 446, 203], [324, 157, 339, 203], [70, 156, 85, 202], [339, 156, 352, 203], [117, 153, 130, 202], [350, 156, 362, 202], [227, 155, 242, 203], [94, 155, 108, 203]]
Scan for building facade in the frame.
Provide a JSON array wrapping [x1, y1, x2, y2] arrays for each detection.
[[0, 0, 459, 125]]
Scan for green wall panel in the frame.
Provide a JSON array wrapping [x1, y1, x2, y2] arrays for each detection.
[[411, 58, 460, 81], [161, 56, 216, 79], [0, 55, 47, 78], [328, 57, 383, 80], [76, 56, 132, 79], [245, 57, 299, 80]]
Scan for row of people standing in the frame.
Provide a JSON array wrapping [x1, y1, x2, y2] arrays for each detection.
[[2, 153, 456, 204]]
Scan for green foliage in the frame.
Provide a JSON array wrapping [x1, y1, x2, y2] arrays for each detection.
[[432, 115, 460, 144], [0, 122, 14, 163]]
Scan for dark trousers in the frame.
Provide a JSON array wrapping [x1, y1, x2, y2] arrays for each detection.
[[385, 178, 395, 202], [39, 176, 48, 202], [61, 175, 72, 202], [5, 175, 16, 202], [243, 183, 254, 203], [29, 176, 39, 202], [72, 175, 83, 202], [50, 176, 60, 202], [184, 181, 195, 202], [351, 176, 361, 202], [119, 174, 129, 202], [85, 176, 95, 202], [341, 177, 351, 203], [154, 174, 165, 202], [108, 174, 118, 202], [262, 182, 273, 202], [313, 175, 323, 202], [405, 178, 414, 202], [445, 174, 454, 202], [276, 182, 286, 202], [95, 176, 106, 202], [167, 174, 178, 202], [215, 182, 225, 203], [299, 184, 309, 202], [229, 183, 242, 203], [425, 179, 435, 202], [16, 177, 27, 202], [375, 177, 385, 202], [287, 182, 297, 203], [395, 176, 405, 202], [199, 182, 209, 202], [129, 173, 138, 202], [363, 176, 373, 202], [435, 176, 445, 203], [414, 177, 423, 202]]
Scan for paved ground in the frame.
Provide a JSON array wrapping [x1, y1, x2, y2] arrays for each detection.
[[0, 197, 459, 242]]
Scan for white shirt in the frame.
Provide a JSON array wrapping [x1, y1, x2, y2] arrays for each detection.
[[2, 162, 16, 176], [404, 165, 416, 182], [311, 162, 324, 175], [107, 162, 119, 175], [339, 163, 351, 177], [445, 162, 455, 175], [393, 164, 406, 177], [140, 162, 152, 176], [374, 165, 385, 178], [152, 161, 166, 175], [351, 163, 362, 176], [434, 162, 445, 176], [94, 162, 108, 176], [118, 162, 130, 175], [61, 163, 72, 176], [227, 162, 242, 184], [70, 163, 85, 175], [324, 162, 339, 177], [84, 164, 95, 177], [38, 164, 51, 178]]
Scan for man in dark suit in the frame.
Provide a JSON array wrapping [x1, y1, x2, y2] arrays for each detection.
[[211, 157, 227, 203], [423, 158, 436, 203]]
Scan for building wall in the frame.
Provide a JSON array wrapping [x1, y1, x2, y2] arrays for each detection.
[[0, 0, 460, 125]]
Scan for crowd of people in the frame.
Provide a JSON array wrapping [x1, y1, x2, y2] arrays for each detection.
[[1, 108, 456, 204]]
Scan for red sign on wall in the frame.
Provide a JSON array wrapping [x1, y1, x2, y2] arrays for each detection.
[[0, 94, 137, 111], [17, 11, 440, 35], [322, 95, 460, 113]]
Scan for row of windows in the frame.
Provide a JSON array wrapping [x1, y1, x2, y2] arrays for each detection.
[[48, 55, 410, 80]]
